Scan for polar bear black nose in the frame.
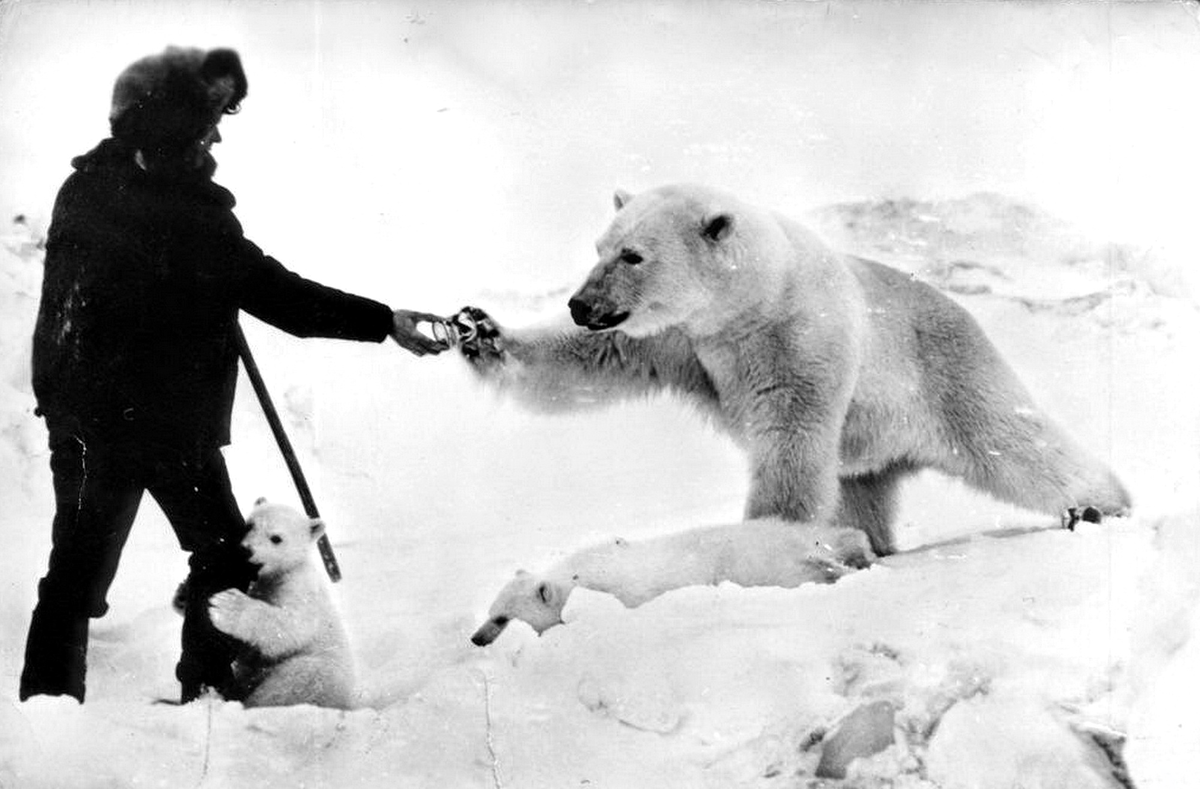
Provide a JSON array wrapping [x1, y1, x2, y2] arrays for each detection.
[[568, 297, 591, 326], [569, 297, 629, 330], [471, 616, 509, 647]]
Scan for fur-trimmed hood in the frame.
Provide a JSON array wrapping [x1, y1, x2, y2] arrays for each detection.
[[109, 47, 247, 154]]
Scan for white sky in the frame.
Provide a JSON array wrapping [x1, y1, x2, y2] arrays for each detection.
[[2, 0, 1198, 302]]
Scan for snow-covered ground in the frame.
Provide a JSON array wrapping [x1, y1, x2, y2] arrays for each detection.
[[3, 187, 1197, 788], [2, 2, 1199, 787]]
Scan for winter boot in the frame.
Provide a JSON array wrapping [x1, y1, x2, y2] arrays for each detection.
[[19, 603, 90, 702]]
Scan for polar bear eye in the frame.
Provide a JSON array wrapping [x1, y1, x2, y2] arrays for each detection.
[[270, 535, 283, 545], [619, 250, 643, 266]]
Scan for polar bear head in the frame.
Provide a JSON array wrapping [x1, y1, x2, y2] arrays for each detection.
[[241, 499, 324, 581], [470, 570, 574, 646], [567, 184, 788, 338]]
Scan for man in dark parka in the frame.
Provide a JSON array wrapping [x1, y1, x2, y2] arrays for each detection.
[[21, 46, 447, 704]]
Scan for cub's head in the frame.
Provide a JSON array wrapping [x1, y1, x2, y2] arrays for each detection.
[[568, 184, 753, 338], [241, 498, 324, 580], [470, 570, 573, 646]]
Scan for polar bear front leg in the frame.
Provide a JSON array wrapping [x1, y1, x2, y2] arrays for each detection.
[[834, 465, 915, 556], [209, 590, 316, 659], [744, 426, 842, 526], [735, 358, 851, 527], [458, 308, 710, 412], [209, 589, 257, 640]]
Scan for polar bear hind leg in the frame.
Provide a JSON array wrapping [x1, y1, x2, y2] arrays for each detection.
[[931, 355, 1131, 524], [952, 412, 1130, 521], [912, 296, 1130, 526], [245, 655, 354, 709]]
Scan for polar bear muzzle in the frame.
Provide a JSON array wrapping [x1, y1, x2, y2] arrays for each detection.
[[568, 295, 629, 331], [566, 278, 633, 330], [471, 616, 510, 646]]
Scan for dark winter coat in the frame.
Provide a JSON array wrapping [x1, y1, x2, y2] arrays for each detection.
[[32, 138, 394, 457]]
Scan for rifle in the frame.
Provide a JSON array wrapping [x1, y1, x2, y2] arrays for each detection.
[[234, 323, 341, 582]]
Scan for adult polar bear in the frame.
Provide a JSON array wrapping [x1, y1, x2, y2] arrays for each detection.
[[459, 184, 1129, 554]]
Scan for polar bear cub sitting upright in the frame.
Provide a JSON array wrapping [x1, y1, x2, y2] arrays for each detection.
[[459, 184, 1130, 554], [208, 499, 355, 709]]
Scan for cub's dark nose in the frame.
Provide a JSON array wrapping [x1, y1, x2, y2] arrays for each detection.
[[471, 616, 509, 647], [568, 297, 590, 327]]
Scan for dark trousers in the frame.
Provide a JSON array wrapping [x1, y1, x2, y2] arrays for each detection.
[[19, 426, 257, 702]]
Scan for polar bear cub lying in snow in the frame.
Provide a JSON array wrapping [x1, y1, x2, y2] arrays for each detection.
[[471, 520, 874, 645], [208, 499, 355, 709]]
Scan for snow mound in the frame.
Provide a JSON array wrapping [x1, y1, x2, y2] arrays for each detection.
[[1, 194, 1196, 787], [0, 216, 48, 515], [810, 193, 1199, 315]]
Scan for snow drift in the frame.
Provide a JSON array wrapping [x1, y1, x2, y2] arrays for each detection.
[[1, 190, 1198, 786]]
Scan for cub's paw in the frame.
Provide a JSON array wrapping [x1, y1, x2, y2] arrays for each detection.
[[827, 528, 876, 570], [453, 306, 506, 369], [208, 589, 251, 635]]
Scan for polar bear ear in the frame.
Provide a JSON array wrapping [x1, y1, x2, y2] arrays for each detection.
[[309, 518, 326, 540], [254, 496, 268, 506], [613, 189, 634, 211], [701, 213, 734, 243]]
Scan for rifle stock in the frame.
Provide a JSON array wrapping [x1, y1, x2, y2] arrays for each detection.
[[234, 324, 342, 582]]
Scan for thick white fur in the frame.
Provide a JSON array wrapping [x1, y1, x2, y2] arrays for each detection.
[[471, 520, 874, 644], [208, 501, 355, 709], [465, 184, 1130, 554]]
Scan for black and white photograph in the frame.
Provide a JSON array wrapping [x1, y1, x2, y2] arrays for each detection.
[[1, 0, 1197, 786]]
